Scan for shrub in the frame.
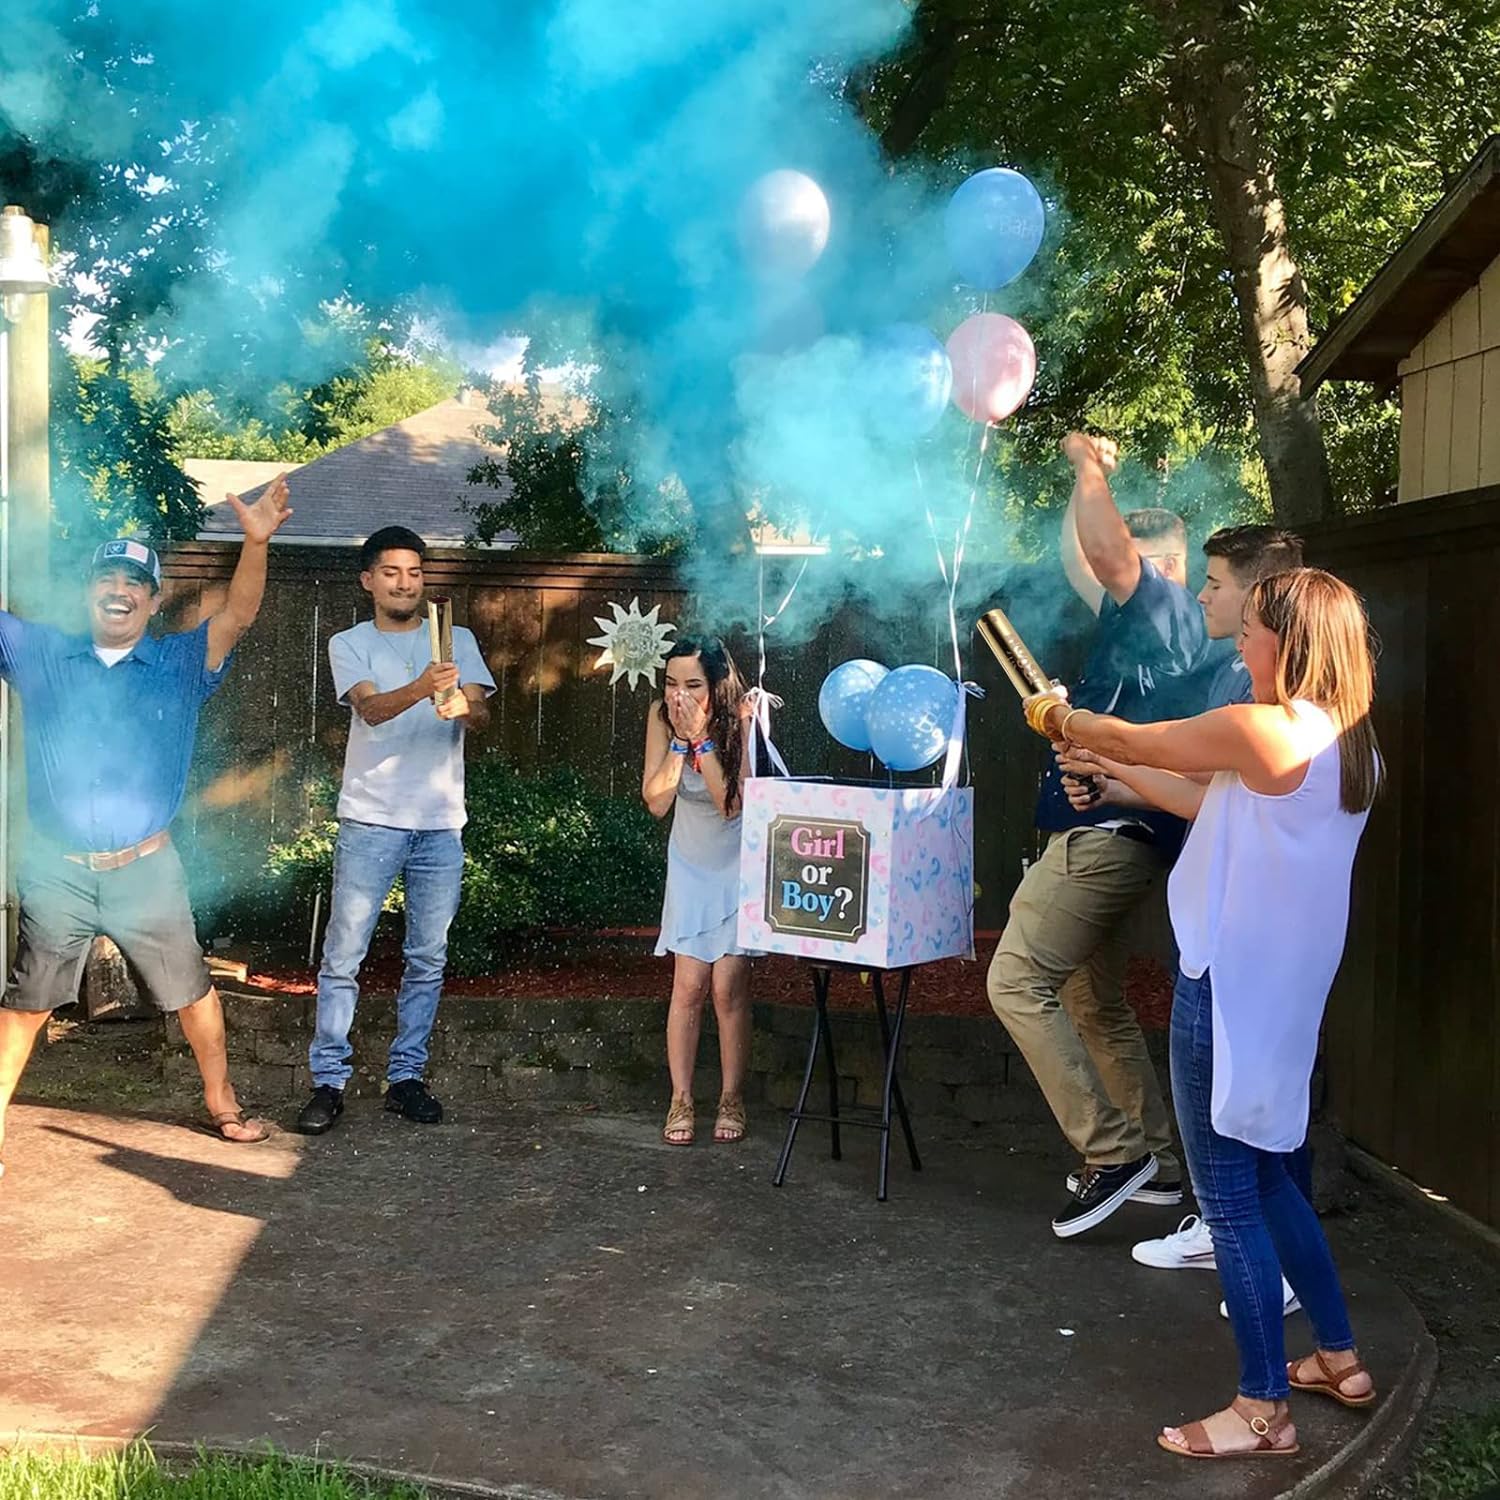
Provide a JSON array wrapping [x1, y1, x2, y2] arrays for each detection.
[[265, 761, 667, 974]]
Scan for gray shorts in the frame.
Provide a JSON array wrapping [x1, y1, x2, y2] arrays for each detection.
[[2, 841, 213, 1015]]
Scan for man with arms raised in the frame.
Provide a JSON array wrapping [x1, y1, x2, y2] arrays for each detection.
[[0, 479, 293, 1180]]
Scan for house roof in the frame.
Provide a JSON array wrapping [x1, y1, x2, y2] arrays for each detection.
[[184, 458, 304, 509], [195, 395, 517, 547], [1299, 135, 1500, 391]]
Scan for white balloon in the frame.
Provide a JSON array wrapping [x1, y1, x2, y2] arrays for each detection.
[[739, 169, 831, 277]]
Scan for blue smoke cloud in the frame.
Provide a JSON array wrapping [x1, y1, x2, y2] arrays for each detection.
[[4, 0, 1052, 650]]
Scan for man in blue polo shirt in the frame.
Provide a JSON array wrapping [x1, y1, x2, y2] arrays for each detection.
[[0, 477, 292, 1183], [988, 432, 1213, 1239]]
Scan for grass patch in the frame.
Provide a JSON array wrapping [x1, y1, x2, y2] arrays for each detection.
[[0, 1442, 431, 1500], [1380, 1408, 1500, 1499]]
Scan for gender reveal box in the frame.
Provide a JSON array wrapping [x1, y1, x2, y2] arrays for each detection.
[[737, 778, 975, 967]]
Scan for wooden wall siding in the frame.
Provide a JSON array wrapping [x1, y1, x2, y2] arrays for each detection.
[[1304, 487, 1500, 1230], [1397, 255, 1500, 500], [159, 543, 1051, 941]]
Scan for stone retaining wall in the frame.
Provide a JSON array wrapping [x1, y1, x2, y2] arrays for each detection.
[[162, 988, 1057, 1127]]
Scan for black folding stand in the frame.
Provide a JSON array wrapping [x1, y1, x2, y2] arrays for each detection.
[[771, 960, 922, 1201]]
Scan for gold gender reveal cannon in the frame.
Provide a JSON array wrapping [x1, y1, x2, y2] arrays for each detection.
[[426, 595, 461, 712], [976, 605, 1055, 700], [977, 606, 1099, 801]]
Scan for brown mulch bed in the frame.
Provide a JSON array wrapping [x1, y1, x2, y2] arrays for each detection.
[[243, 935, 1174, 1027]]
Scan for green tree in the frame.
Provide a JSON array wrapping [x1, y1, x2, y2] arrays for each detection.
[[166, 306, 463, 464], [464, 328, 694, 556], [858, 0, 1500, 520], [3, 101, 222, 543], [50, 360, 206, 560]]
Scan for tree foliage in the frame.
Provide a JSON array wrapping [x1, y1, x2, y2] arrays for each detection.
[[858, 0, 1500, 517], [463, 326, 694, 556], [166, 321, 462, 465]]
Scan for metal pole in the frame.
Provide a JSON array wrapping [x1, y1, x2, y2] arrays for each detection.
[[0, 208, 54, 984], [1, 319, 11, 987]]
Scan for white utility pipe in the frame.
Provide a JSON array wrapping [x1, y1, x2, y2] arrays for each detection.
[[1, 320, 12, 990]]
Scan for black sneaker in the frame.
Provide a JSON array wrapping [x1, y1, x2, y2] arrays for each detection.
[[1066, 1168, 1183, 1207], [385, 1078, 443, 1124], [1052, 1154, 1158, 1239], [296, 1085, 344, 1136]]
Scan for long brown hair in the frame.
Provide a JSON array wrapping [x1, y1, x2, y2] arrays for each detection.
[[658, 637, 746, 810], [1249, 568, 1383, 813]]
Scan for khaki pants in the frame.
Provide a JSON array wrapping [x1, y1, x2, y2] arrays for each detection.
[[987, 828, 1179, 1176]]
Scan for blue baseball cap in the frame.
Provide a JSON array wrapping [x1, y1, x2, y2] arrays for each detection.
[[90, 538, 162, 590]]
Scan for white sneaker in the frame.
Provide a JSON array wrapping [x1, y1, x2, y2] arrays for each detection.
[[1131, 1214, 1217, 1270], [1219, 1278, 1302, 1319]]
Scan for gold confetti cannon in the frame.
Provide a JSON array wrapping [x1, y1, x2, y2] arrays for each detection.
[[976, 605, 1055, 700], [977, 606, 1099, 800], [426, 595, 461, 711]]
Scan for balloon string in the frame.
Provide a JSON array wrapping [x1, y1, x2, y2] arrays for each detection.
[[752, 551, 796, 780]]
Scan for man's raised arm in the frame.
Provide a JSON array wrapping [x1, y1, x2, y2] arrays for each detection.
[[206, 475, 293, 670], [1062, 432, 1140, 607]]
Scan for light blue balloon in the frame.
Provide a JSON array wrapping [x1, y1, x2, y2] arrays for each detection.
[[863, 323, 953, 440], [866, 664, 960, 773], [944, 168, 1046, 291], [819, 659, 890, 752]]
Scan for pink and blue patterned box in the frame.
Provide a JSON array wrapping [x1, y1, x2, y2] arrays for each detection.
[[737, 778, 975, 968]]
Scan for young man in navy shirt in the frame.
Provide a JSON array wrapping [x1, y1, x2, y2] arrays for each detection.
[[0, 478, 292, 1182], [988, 433, 1213, 1238]]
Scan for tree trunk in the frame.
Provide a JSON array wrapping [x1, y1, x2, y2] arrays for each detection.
[[1156, 4, 1336, 524], [866, 12, 964, 159]]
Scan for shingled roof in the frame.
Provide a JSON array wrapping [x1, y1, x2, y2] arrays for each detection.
[[194, 395, 517, 547]]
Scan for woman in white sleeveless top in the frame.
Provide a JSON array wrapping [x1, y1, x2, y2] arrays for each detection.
[[642, 638, 754, 1147], [1025, 569, 1382, 1462]]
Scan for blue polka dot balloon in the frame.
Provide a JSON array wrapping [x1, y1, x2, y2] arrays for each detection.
[[866, 665, 959, 772], [818, 659, 890, 752]]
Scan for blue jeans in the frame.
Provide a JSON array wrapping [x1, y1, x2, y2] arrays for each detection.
[[1171, 968, 1354, 1400], [310, 821, 465, 1088]]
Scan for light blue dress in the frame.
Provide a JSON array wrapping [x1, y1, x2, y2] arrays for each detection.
[[655, 763, 746, 962]]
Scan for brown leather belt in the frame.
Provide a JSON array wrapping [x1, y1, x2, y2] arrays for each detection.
[[64, 829, 171, 872]]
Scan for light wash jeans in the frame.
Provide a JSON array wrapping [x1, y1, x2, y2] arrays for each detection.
[[1172, 967, 1355, 1399], [309, 820, 465, 1088]]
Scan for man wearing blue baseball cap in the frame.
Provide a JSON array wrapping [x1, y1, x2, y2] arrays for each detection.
[[0, 476, 293, 1184]]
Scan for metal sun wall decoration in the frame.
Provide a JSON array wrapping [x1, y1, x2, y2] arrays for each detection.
[[587, 597, 676, 690]]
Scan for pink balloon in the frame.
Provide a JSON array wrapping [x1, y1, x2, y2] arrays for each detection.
[[946, 312, 1036, 424]]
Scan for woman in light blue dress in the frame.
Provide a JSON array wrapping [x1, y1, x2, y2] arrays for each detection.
[[642, 638, 752, 1146]]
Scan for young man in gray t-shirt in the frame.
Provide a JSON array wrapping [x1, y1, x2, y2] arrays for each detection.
[[297, 526, 496, 1135]]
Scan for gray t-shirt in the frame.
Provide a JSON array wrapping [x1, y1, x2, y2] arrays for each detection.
[[330, 619, 496, 830]]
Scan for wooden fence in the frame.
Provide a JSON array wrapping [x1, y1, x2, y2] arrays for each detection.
[[159, 542, 1054, 939], [1305, 486, 1500, 1230]]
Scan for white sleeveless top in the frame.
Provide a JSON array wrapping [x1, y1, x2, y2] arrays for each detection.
[[1167, 701, 1370, 1152]]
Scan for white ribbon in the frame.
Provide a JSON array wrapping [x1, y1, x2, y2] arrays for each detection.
[[915, 425, 992, 800], [749, 552, 807, 781]]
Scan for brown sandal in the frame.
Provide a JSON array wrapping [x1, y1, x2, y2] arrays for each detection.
[[202, 1110, 270, 1144], [713, 1095, 747, 1143], [663, 1095, 695, 1146], [1158, 1397, 1299, 1460], [1287, 1350, 1376, 1408]]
